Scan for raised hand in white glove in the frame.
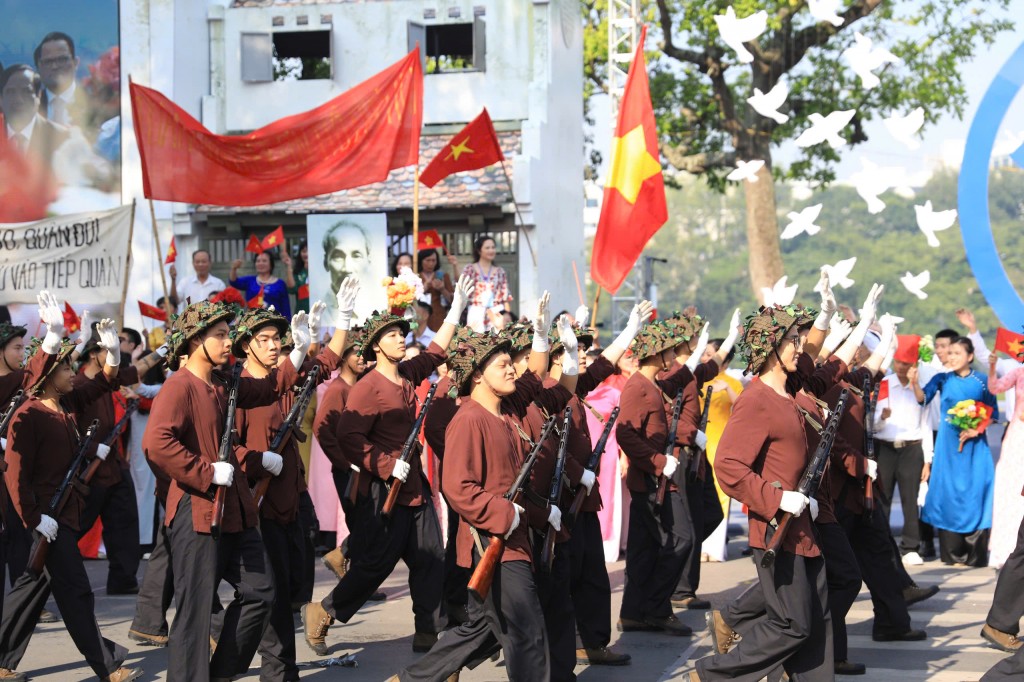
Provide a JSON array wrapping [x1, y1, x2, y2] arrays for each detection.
[[859, 283, 885, 325], [95, 443, 111, 461], [809, 498, 820, 521], [881, 334, 897, 372], [211, 461, 234, 487], [308, 300, 327, 340], [547, 505, 562, 532], [289, 311, 311, 368], [876, 313, 897, 356], [823, 317, 853, 354], [718, 309, 742, 356], [262, 451, 284, 477], [335, 276, 360, 330], [695, 430, 708, 451], [866, 459, 878, 481], [0, 437, 6, 451], [814, 268, 838, 330], [574, 305, 590, 328], [37, 291, 66, 353], [779, 490, 810, 517], [392, 459, 411, 483], [74, 310, 94, 355], [155, 343, 170, 358], [611, 300, 654, 350], [532, 291, 552, 353], [35, 514, 58, 542], [556, 315, 580, 376], [580, 469, 597, 493], [505, 502, 525, 539], [663, 455, 679, 479], [685, 323, 710, 371], [444, 274, 475, 326], [96, 318, 121, 367]]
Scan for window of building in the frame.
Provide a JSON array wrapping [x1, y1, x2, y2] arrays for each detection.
[[408, 18, 486, 74], [240, 30, 331, 83]]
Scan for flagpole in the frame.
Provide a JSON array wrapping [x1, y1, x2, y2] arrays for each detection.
[[499, 159, 537, 267], [149, 199, 171, 315], [592, 287, 602, 345], [119, 200, 137, 326], [413, 156, 420, 275]]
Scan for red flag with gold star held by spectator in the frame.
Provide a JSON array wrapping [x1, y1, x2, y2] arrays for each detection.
[[419, 108, 505, 188], [994, 327, 1024, 360]]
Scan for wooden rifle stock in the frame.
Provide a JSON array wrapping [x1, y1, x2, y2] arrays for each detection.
[[540, 407, 572, 572], [654, 389, 684, 508], [212, 363, 244, 540], [382, 382, 438, 518], [252, 367, 320, 508], [80, 399, 140, 484], [565, 406, 620, 528]]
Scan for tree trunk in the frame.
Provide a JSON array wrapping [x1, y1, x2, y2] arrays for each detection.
[[743, 163, 784, 303]]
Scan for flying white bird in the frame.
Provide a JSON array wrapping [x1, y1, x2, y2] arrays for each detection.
[[794, 110, 857, 148], [914, 200, 958, 247], [843, 32, 899, 89], [901, 270, 930, 299], [761, 276, 799, 307], [816, 257, 857, 290], [883, 108, 925, 150], [808, 0, 845, 26], [714, 7, 768, 64], [849, 158, 905, 214], [747, 81, 790, 124], [781, 204, 823, 240], [727, 159, 765, 182]]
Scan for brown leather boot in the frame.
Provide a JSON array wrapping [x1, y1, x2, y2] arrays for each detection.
[[0, 668, 26, 681], [102, 668, 143, 682], [128, 628, 168, 647], [576, 646, 631, 665], [706, 610, 740, 655], [982, 623, 1023, 652], [322, 546, 346, 579], [301, 601, 334, 655]]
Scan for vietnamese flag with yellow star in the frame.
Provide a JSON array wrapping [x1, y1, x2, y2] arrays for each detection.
[[260, 226, 285, 252], [591, 25, 667, 293], [994, 327, 1024, 359], [419, 108, 504, 188]]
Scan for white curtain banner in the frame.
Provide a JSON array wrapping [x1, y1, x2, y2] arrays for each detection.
[[0, 205, 133, 305]]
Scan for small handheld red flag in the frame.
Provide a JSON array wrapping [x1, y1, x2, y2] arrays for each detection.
[[261, 226, 285, 252], [164, 236, 177, 264], [248, 287, 265, 309], [63, 303, 81, 335], [416, 229, 446, 253], [419, 109, 504, 188], [994, 327, 1024, 360], [245, 234, 263, 254], [139, 301, 168, 322], [876, 378, 890, 403], [297, 283, 309, 300]]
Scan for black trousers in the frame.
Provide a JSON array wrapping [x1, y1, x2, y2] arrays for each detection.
[[131, 519, 174, 637], [2, 499, 30, 586], [0, 523, 125, 677], [875, 440, 924, 553], [673, 467, 725, 601], [987, 514, 1024, 635], [445, 504, 471, 608], [621, 489, 691, 621], [697, 551, 832, 681], [296, 492, 318, 605], [534, 534, 576, 682], [567, 510, 611, 650], [397, 559, 549, 682], [817, 522, 862, 662], [258, 518, 305, 682], [982, 643, 1024, 680], [939, 528, 990, 567], [322, 477, 444, 633], [80, 473, 142, 591], [167, 495, 274, 682]]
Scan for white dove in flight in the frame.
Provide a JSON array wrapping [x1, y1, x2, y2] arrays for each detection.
[[843, 32, 899, 89], [817, 257, 857, 290], [808, 0, 845, 26], [901, 270, 931, 299], [915, 200, 958, 247], [781, 204, 823, 240], [794, 110, 857, 148], [714, 7, 768, 64], [727, 159, 765, 182], [747, 81, 790, 124], [761, 276, 799, 307], [883, 108, 925, 150], [850, 158, 902, 214]]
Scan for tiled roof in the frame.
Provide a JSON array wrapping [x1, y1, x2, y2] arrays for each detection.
[[196, 130, 520, 215]]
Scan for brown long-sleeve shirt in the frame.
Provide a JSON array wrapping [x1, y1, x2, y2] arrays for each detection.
[[0, 369, 28, 524], [822, 367, 873, 513], [71, 366, 140, 487], [338, 342, 445, 505], [313, 373, 354, 473], [142, 362, 296, 534]]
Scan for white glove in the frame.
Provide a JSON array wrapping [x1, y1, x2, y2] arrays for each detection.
[[155, 343, 170, 358], [822, 317, 852, 354], [875, 313, 897, 360], [859, 282, 884, 324], [779, 490, 810, 516], [685, 322, 710, 371], [96, 319, 121, 367], [610, 300, 655, 351], [547, 505, 562, 532], [37, 291, 65, 354], [866, 459, 878, 481], [0, 437, 6, 451], [917, 481, 929, 508], [289, 311, 311, 368], [444, 274, 474, 326], [74, 310, 94, 355], [308, 300, 327, 340], [695, 430, 708, 450], [814, 268, 838, 331], [718, 308, 742, 357], [663, 455, 679, 479], [574, 305, 590, 328], [211, 461, 234, 487], [35, 514, 58, 542], [392, 459, 411, 483], [334, 276, 360, 330], [504, 502, 525, 539], [95, 443, 111, 461], [580, 469, 596, 493], [809, 497, 820, 521], [556, 315, 579, 376], [262, 451, 284, 477], [531, 291, 552, 353], [881, 334, 897, 372]]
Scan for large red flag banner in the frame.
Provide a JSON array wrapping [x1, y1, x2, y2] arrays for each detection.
[[590, 25, 667, 294], [419, 108, 504, 188], [130, 49, 423, 206]]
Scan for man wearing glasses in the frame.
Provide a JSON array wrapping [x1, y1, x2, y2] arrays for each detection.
[[33, 32, 83, 129]]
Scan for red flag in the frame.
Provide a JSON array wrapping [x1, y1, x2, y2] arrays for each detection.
[[261, 226, 285, 252], [590, 25, 667, 294], [876, 378, 890, 403], [245, 234, 263, 254], [994, 327, 1024, 359], [297, 283, 309, 300], [164, 236, 177, 264], [248, 287, 265, 309], [63, 303, 81, 335], [139, 301, 168, 322], [419, 109, 504, 188], [416, 229, 446, 253], [130, 50, 422, 206]]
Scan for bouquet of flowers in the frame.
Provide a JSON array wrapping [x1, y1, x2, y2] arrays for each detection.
[[947, 399, 993, 451], [918, 335, 935, 363], [383, 267, 424, 321]]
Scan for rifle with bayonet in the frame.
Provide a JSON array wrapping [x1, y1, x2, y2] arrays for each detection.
[[382, 382, 438, 518], [654, 388, 684, 509], [565, 406, 619, 528], [539, 406, 572, 571], [211, 362, 244, 540]]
